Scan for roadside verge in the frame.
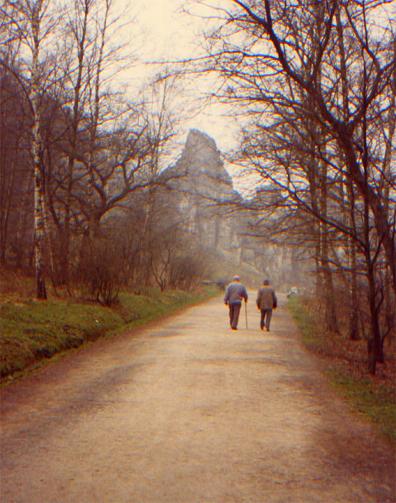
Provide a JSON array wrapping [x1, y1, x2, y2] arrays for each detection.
[[288, 296, 396, 443], [0, 287, 219, 383]]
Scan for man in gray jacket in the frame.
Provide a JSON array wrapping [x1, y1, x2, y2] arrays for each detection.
[[256, 279, 277, 331], [224, 275, 248, 330]]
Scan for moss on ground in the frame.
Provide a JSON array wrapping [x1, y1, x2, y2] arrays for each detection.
[[288, 296, 396, 443], [0, 287, 217, 380]]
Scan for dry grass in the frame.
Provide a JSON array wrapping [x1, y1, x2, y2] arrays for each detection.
[[288, 296, 396, 442], [297, 296, 396, 384], [0, 268, 36, 299]]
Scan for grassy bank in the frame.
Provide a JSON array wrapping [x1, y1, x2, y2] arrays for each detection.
[[288, 296, 396, 442], [0, 287, 218, 381]]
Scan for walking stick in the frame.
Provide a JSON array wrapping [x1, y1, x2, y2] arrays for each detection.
[[245, 301, 248, 329]]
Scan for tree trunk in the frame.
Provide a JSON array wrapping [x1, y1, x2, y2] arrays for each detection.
[[319, 158, 339, 333], [367, 267, 382, 374], [33, 135, 47, 299], [31, 4, 47, 300], [322, 235, 339, 333], [349, 241, 360, 341], [61, 0, 91, 286], [336, 10, 359, 340], [347, 184, 360, 341]]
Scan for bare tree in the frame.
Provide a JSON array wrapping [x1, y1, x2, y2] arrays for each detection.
[[189, 0, 395, 372], [1, 0, 62, 298], [0, 58, 31, 266]]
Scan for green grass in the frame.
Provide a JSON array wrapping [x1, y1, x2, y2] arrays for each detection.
[[328, 369, 396, 441], [0, 287, 218, 380], [288, 296, 396, 443]]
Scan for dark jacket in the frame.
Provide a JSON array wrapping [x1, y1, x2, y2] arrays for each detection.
[[256, 285, 277, 310], [224, 282, 248, 305]]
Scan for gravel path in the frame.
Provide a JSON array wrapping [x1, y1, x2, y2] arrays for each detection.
[[1, 294, 395, 503]]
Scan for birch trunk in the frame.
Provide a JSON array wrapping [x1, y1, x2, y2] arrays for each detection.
[[31, 1, 47, 299]]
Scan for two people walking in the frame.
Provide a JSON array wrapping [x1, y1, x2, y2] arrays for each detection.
[[224, 276, 277, 331]]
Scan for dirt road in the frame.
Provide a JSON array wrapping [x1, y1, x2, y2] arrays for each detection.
[[1, 295, 395, 502]]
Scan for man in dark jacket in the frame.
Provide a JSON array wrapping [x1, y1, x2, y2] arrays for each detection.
[[224, 275, 248, 330], [256, 279, 277, 331]]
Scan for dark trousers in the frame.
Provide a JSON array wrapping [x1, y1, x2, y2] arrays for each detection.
[[229, 303, 241, 329], [260, 309, 272, 330]]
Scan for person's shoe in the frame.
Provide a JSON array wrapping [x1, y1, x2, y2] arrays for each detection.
[[232, 327, 237, 330]]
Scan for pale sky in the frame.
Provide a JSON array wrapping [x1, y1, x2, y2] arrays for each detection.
[[115, 0, 395, 192], [114, 0, 240, 156], [121, 0, 396, 153]]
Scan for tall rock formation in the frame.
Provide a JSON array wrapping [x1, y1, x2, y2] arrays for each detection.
[[162, 129, 304, 286], [166, 129, 242, 254]]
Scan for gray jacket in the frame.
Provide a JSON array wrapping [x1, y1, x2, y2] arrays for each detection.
[[256, 285, 277, 310], [224, 282, 248, 305]]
